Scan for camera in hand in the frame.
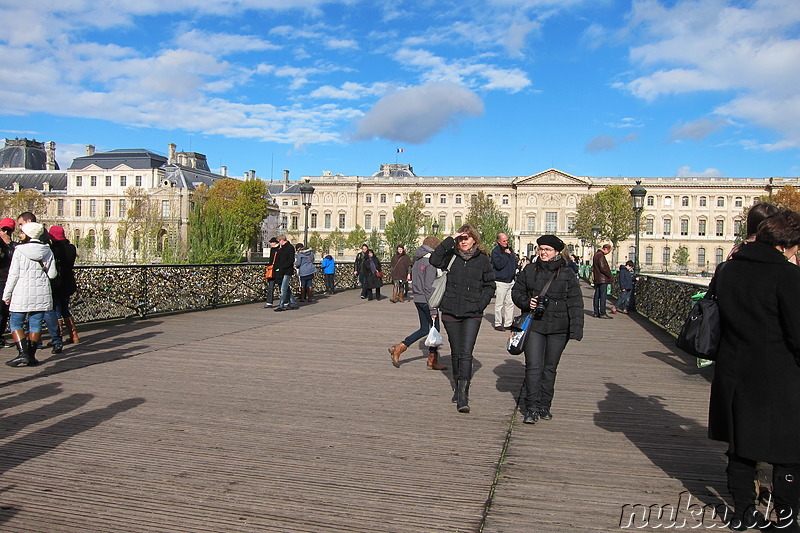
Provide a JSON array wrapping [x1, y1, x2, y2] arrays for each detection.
[[532, 295, 549, 320]]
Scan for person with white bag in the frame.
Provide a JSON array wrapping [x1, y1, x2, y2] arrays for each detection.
[[388, 236, 447, 370]]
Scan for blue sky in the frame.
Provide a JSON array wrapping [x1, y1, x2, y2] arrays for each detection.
[[2, 0, 800, 181]]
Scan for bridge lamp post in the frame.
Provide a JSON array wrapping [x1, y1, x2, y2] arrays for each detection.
[[300, 178, 315, 246], [431, 220, 439, 237], [630, 180, 647, 275], [591, 225, 600, 249]]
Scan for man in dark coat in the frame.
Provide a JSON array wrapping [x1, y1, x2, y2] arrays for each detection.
[[491, 233, 517, 331], [591, 244, 614, 318], [708, 210, 800, 531], [273, 235, 298, 312]]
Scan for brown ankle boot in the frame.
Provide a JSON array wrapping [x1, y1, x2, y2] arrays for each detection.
[[388, 343, 407, 368], [427, 352, 447, 370]]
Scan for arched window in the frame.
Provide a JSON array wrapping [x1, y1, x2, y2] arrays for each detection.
[[645, 246, 653, 265], [698, 247, 706, 267], [102, 229, 111, 249], [716, 248, 724, 265], [85, 229, 96, 249]]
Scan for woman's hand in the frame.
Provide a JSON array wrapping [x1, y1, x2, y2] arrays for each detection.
[[451, 231, 467, 240], [529, 296, 538, 309]]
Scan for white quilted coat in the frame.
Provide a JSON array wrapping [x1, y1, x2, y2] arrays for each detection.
[[2, 241, 57, 312]]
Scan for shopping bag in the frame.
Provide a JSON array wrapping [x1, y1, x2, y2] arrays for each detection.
[[425, 326, 443, 347]]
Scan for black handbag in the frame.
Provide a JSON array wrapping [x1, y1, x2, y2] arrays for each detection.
[[676, 269, 723, 360]]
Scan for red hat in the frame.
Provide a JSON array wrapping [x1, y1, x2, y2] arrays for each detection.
[[0, 218, 15, 230], [48, 225, 66, 241]]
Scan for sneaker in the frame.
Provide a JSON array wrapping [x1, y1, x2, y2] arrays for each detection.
[[51, 344, 63, 354], [263, 303, 273, 308], [523, 409, 539, 424], [360, 295, 366, 299], [494, 326, 505, 332], [539, 407, 553, 420], [274, 307, 286, 312]]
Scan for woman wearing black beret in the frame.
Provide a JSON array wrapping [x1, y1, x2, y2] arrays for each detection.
[[511, 235, 584, 425]]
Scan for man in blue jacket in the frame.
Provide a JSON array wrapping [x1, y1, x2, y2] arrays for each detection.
[[491, 233, 517, 331]]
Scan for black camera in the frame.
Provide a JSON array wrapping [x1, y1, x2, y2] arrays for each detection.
[[532, 295, 549, 320]]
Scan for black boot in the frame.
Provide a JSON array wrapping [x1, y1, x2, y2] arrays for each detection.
[[772, 465, 800, 532], [451, 357, 460, 403], [26, 340, 39, 366], [456, 380, 470, 413], [5, 338, 29, 367]]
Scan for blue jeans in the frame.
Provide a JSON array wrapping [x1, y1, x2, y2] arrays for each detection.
[[523, 331, 568, 410], [43, 309, 63, 345], [593, 283, 609, 316], [278, 274, 298, 309], [402, 302, 440, 354], [10, 311, 45, 334], [617, 290, 632, 312]]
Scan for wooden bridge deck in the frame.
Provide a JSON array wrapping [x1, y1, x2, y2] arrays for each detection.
[[0, 283, 726, 532]]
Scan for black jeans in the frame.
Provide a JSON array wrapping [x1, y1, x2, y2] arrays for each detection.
[[264, 278, 277, 305], [522, 331, 568, 411], [442, 316, 481, 381], [593, 283, 609, 316], [324, 273, 335, 294]]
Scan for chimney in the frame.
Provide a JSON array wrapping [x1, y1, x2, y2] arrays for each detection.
[[45, 141, 56, 170], [283, 169, 290, 191], [168, 143, 177, 165], [86, 145, 95, 156], [250, 169, 256, 180], [220, 166, 227, 177]]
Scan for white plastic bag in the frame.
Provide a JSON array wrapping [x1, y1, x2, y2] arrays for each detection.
[[425, 326, 443, 347]]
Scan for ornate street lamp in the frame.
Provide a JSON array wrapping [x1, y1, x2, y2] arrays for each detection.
[[431, 220, 439, 236], [299, 178, 315, 246], [630, 180, 647, 275], [591, 225, 600, 249]]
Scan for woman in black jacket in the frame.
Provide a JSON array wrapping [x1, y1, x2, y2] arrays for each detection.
[[708, 210, 800, 531], [360, 249, 383, 301], [429, 224, 495, 413], [511, 235, 583, 425]]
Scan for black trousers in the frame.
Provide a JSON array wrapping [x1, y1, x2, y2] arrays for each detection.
[[442, 316, 481, 382], [522, 331, 568, 411], [727, 452, 800, 527]]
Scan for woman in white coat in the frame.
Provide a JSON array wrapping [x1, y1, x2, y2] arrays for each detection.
[[4, 222, 57, 367]]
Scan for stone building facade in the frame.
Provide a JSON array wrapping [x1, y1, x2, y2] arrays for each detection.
[[292, 164, 800, 272]]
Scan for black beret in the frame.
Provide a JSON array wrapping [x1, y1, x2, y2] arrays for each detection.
[[536, 235, 565, 252]]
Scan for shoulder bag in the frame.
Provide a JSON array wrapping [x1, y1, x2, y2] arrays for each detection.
[[675, 265, 724, 360], [428, 254, 456, 309], [507, 268, 559, 355]]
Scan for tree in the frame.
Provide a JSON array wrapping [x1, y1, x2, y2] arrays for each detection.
[[672, 245, 689, 273], [384, 191, 424, 253], [231, 178, 268, 253], [12, 190, 48, 220], [762, 185, 800, 212], [346, 224, 368, 251], [308, 231, 327, 254], [573, 186, 636, 264], [367, 228, 385, 260], [328, 228, 347, 256], [117, 187, 163, 263], [465, 192, 513, 252]]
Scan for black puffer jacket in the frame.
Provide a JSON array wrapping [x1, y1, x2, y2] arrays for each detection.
[[512, 256, 584, 341], [429, 237, 495, 318]]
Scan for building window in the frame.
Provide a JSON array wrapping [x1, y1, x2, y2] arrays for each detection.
[[717, 196, 725, 207], [161, 200, 169, 218], [365, 214, 372, 230], [716, 248, 724, 265], [394, 194, 402, 203], [90, 176, 97, 187], [567, 216, 575, 233], [698, 219, 707, 236], [487, 194, 493, 201], [117, 230, 125, 250], [379, 214, 386, 230], [339, 213, 345, 229], [57, 199, 64, 217], [664, 196, 673, 207], [439, 215, 446, 229], [645, 218, 654, 235], [646, 196, 654, 207], [311, 213, 317, 228], [455, 194, 462, 205], [527, 216, 536, 232], [680, 218, 689, 236], [135, 175, 143, 187], [380, 194, 387, 203], [645, 246, 653, 265], [74, 229, 81, 247], [282, 201, 288, 206], [716, 219, 724, 237], [699, 196, 707, 207], [291, 215, 298, 230], [502, 195, 509, 205], [628, 246, 636, 263], [663, 218, 671, 235], [663, 247, 671, 266], [76, 176, 82, 187], [454, 215, 462, 228], [734, 197, 743, 207], [105, 175, 112, 187], [681, 196, 689, 207], [545, 212, 557, 233], [89, 199, 96, 218], [86, 229, 96, 249], [119, 199, 127, 218], [424, 194, 431, 204], [105, 199, 112, 218], [440, 194, 447, 204], [471, 194, 478, 205], [324, 213, 331, 229], [365, 194, 372, 204], [292, 199, 298, 206], [102, 230, 111, 249], [120, 176, 127, 187], [698, 247, 706, 267]]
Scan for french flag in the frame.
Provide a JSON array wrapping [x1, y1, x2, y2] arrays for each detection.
[[397, 148, 404, 153]]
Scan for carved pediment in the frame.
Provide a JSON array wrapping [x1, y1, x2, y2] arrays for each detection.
[[514, 168, 591, 186]]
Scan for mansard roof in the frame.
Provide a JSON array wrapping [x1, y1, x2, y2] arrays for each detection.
[[0, 171, 67, 192], [162, 165, 225, 191], [69, 149, 168, 171], [0, 138, 58, 170]]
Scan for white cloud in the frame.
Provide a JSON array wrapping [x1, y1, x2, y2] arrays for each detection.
[[325, 38, 358, 50], [174, 30, 280, 56], [309, 82, 395, 100], [676, 166, 723, 178], [351, 82, 484, 144], [669, 116, 727, 142]]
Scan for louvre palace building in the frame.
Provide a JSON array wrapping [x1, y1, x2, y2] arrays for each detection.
[[296, 163, 800, 272]]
